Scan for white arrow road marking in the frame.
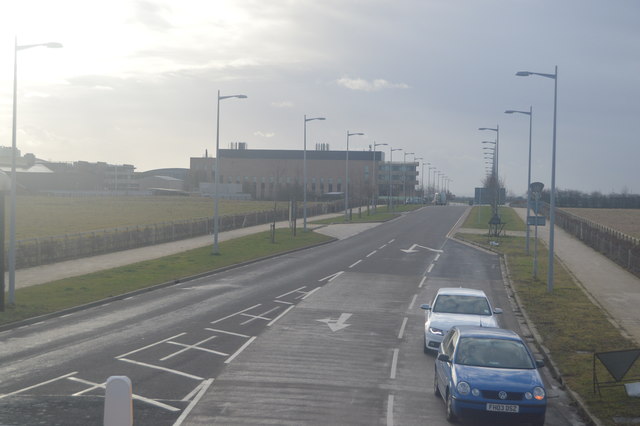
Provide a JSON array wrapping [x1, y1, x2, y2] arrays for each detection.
[[317, 313, 353, 332], [400, 243, 444, 254], [319, 271, 344, 283]]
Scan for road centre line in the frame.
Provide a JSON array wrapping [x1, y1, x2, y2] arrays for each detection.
[[116, 333, 187, 359], [398, 317, 408, 339], [210, 304, 261, 324], [387, 394, 394, 426], [161, 336, 227, 361], [388, 239, 395, 244], [174, 379, 214, 426], [240, 306, 280, 325], [267, 305, 295, 326], [349, 260, 362, 268], [274, 299, 294, 305], [379, 244, 387, 249], [427, 263, 435, 274], [69, 376, 180, 412], [434, 253, 441, 262], [418, 276, 427, 288], [225, 336, 257, 364], [205, 328, 250, 338], [408, 294, 418, 310], [0, 371, 78, 400], [302, 287, 321, 299], [390, 349, 399, 379], [366, 250, 377, 257], [118, 358, 203, 380], [276, 286, 307, 299]]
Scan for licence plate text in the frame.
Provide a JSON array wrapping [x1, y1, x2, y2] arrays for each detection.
[[486, 403, 519, 413]]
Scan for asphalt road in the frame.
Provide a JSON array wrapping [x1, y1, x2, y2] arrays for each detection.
[[0, 206, 584, 425]]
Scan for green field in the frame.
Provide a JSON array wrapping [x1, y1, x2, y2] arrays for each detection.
[[10, 196, 284, 239]]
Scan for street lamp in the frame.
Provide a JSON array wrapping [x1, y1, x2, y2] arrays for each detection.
[[372, 142, 387, 212], [9, 38, 63, 305], [402, 152, 414, 203], [345, 131, 364, 221], [428, 165, 435, 202], [389, 147, 402, 211], [414, 157, 424, 201], [479, 126, 500, 220], [505, 106, 533, 254], [517, 66, 558, 293], [213, 90, 247, 254], [0, 172, 10, 311], [303, 115, 326, 231]]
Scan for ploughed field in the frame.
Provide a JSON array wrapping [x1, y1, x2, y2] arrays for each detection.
[[562, 208, 640, 239], [11, 196, 279, 239]]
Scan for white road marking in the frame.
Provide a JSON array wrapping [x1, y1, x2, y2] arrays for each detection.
[[205, 328, 250, 338], [69, 376, 180, 412], [274, 299, 294, 305], [379, 244, 387, 249], [173, 378, 214, 425], [239, 306, 280, 325], [366, 250, 377, 257], [388, 239, 395, 244], [418, 276, 427, 288], [398, 317, 408, 339], [319, 271, 344, 282], [267, 305, 295, 326], [161, 336, 227, 361], [225, 336, 257, 364], [116, 333, 187, 359], [181, 379, 208, 402], [317, 313, 353, 332], [118, 358, 203, 380], [434, 253, 441, 262], [276, 286, 307, 299], [0, 372, 78, 399], [349, 260, 362, 268], [210, 304, 261, 324], [387, 394, 394, 426], [408, 294, 418, 310], [427, 263, 435, 274], [302, 287, 321, 299], [390, 349, 399, 379]]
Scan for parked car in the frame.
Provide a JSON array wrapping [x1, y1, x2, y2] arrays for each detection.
[[434, 326, 547, 425], [420, 287, 502, 353]]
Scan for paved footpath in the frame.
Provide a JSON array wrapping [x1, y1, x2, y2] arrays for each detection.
[[510, 208, 640, 346], [11, 213, 348, 290]]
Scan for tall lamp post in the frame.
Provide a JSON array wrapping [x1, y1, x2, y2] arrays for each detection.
[[505, 106, 533, 254], [371, 142, 387, 212], [414, 157, 424, 201], [345, 131, 364, 221], [9, 38, 63, 305], [517, 66, 558, 293], [213, 90, 247, 254], [428, 165, 435, 202], [402, 152, 414, 203], [0, 172, 9, 311], [303, 115, 326, 231], [389, 147, 402, 211]]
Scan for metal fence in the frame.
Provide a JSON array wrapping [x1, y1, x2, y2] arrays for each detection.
[[14, 201, 344, 269], [552, 207, 640, 278]]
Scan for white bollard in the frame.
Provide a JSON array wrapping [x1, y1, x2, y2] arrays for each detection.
[[103, 376, 133, 426]]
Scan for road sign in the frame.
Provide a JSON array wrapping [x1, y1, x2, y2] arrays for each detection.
[[527, 216, 546, 226]]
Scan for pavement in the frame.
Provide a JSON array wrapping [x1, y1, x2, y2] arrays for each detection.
[[458, 207, 640, 347]]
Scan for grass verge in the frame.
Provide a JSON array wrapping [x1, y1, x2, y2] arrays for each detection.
[[457, 213, 640, 425], [0, 229, 333, 327], [463, 205, 526, 232]]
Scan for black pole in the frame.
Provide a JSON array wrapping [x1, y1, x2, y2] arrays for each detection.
[[0, 193, 5, 311]]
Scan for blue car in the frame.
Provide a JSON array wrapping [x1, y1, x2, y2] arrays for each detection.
[[434, 326, 547, 425]]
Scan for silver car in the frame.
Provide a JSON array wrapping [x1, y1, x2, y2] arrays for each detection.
[[420, 287, 502, 353]]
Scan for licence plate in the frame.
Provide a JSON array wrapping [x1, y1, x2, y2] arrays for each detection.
[[486, 403, 519, 413]]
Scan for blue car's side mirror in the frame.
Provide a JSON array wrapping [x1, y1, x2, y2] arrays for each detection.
[[535, 359, 545, 368], [437, 353, 450, 363]]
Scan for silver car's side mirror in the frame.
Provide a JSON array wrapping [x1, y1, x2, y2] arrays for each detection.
[[420, 304, 431, 310], [493, 308, 503, 314]]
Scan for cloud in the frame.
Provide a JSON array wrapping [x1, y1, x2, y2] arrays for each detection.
[[336, 76, 409, 92], [254, 131, 276, 138], [271, 101, 294, 108]]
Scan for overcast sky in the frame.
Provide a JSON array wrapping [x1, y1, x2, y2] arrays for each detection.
[[1, 0, 638, 197]]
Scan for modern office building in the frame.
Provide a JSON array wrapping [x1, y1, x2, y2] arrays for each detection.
[[190, 146, 419, 201]]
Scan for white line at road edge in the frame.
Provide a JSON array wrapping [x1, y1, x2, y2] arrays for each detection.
[[225, 336, 257, 364], [390, 349, 399, 379], [173, 378, 214, 426], [387, 394, 394, 426], [398, 317, 408, 339]]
